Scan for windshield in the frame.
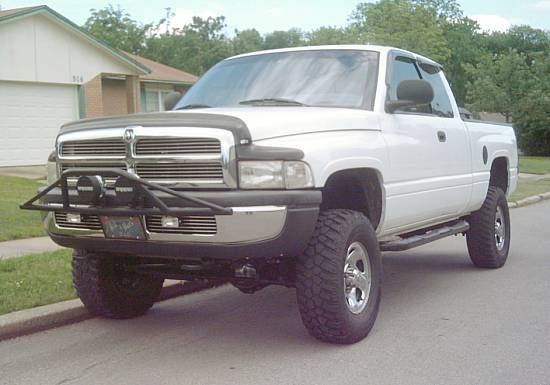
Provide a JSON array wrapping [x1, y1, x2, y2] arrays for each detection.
[[175, 50, 379, 110]]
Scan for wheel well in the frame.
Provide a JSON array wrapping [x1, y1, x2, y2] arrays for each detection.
[[490, 157, 508, 194], [321, 168, 383, 230]]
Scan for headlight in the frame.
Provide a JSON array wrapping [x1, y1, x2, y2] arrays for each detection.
[[239, 161, 313, 189], [46, 151, 58, 184]]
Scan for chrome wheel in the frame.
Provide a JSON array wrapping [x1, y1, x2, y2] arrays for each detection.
[[344, 241, 371, 314], [495, 206, 506, 250]]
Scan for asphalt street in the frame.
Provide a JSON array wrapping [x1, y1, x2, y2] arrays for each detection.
[[1, 200, 549, 385]]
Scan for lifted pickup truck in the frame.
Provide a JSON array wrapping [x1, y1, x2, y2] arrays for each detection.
[[22, 45, 518, 344]]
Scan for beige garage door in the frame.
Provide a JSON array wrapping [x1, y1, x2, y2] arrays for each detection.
[[0, 81, 78, 166]]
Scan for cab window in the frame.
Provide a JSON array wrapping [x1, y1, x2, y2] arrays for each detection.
[[388, 57, 430, 114], [418, 64, 454, 118]]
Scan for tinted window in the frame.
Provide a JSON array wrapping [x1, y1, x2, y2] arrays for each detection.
[[418, 65, 454, 117], [176, 50, 379, 110], [389, 57, 430, 113]]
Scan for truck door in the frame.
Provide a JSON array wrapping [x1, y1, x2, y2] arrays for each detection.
[[380, 53, 471, 232]]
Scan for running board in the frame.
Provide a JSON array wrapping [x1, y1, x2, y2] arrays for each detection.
[[380, 220, 470, 252]]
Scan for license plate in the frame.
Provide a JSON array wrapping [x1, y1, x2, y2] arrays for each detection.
[[100, 216, 146, 240]]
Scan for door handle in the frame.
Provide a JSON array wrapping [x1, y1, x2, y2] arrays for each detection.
[[437, 131, 447, 142]]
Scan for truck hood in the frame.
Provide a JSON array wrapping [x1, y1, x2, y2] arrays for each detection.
[[173, 107, 379, 141], [59, 107, 379, 142]]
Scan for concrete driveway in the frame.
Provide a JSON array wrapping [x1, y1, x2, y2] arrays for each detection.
[[1, 201, 549, 385]]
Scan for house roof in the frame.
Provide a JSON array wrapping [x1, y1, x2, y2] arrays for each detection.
[[126, 53, 198, 85], [0, 5, 150, 75]]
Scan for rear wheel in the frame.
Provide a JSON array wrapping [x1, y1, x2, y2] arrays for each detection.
[[296, 209, 382, 344], [466, 187, 511, 268], [72, 250, 164, 319]]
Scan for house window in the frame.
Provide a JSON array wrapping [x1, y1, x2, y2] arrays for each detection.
[[143, 88, 173, 112]]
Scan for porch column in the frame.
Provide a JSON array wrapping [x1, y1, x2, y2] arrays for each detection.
[[126, 75, 141, 114], [83, 74, 104, 118]]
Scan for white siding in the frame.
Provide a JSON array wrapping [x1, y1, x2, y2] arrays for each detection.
[[0, 13, 139, 85], [0, 81, 78, 166]]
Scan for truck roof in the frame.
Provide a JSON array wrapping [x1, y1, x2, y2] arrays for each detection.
[[226, 44, 442, 68]]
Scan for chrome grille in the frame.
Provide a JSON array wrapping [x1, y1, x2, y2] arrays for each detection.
[[145, 215, 217, 235], [60, 139, 126, 157], [56, 127, 234, 188], [135, 137, 221, 155], [54, 212, 102, 230], [60, 163, 127, 185], [135, 162, 224, 182]]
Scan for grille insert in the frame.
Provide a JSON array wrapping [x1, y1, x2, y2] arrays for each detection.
[[135, 137, 221, 155], [54, 212, 102, 230], [135, 162, 224, 182], [145, 215, 217, 235], [60, 139, 126, 157]]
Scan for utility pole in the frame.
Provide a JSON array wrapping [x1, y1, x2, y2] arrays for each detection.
[[165, 7, 171, 34]]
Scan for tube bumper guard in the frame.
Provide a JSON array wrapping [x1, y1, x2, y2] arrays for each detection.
[[20, 169, 321, 260]]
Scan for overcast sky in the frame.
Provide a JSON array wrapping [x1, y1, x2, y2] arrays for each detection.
[[1, 0, 548, 33]]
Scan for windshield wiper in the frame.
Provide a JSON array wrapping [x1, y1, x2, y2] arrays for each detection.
[[176, 104, 212, 110], [239, 98, 307, 106]]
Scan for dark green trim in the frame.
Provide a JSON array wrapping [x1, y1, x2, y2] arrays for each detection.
[[140, 84, 147, 112], [77, 85, 86, 119], [0, 5, 150, 75]]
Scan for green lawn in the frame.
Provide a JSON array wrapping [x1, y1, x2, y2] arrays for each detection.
[[519, 156, 550, 175], [0, 175, 46, 241], [0, 249, 75, 315], [510, 177, 550, 202]]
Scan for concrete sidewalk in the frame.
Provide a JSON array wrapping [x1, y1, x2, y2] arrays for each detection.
[[0, 237, 64, 260]]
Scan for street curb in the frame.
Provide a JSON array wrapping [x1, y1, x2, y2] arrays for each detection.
[[509, 191, 550, 209], [0, 280, 218, 342]]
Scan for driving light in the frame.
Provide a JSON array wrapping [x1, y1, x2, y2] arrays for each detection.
[[66, 213, 81, 224], [76, 176, 105, 205], [239, 161, 313, 189], [161, 216, 179, 228]]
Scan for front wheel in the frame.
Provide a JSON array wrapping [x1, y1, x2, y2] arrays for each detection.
[[72, 250, 164, 319], [295, 209, 382, 344], [466, 187, 511, 268]]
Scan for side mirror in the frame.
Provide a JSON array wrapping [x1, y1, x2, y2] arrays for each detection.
[[163, 91, 182, 111], [385, 79, 434, 113]]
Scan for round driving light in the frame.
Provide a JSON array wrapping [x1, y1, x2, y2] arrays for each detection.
[[114, 176, 138, 205], [76, 176, 104, 205]]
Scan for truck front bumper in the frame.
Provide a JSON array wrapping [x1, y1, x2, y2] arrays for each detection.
[[41, 189, 320, 260]]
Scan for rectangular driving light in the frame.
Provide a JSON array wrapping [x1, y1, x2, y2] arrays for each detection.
[[66, 213, 81, 224], [161, 216, 179, 228]]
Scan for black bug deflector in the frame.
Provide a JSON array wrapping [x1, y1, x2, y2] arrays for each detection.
[[20, 168, 233, 217]]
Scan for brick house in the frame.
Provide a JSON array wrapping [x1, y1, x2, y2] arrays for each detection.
[[0, 5, 198, 166]]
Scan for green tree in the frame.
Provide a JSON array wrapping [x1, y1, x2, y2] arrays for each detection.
[[349, 0, 451, 63], [306, 26, 357, 45], [83, 5, 153, 54], [512, 52, 550, 155], [411, 0, 463, 21], [440, 17, 484, 105], [484, 25, 550, 59], [143, 16, 232, 75], [263, 29, 306, 49], [232, 29, 264, 54], [465, 50, 533, 123]]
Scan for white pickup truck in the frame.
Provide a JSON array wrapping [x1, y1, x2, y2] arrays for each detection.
[[23, 45, 518, 344]]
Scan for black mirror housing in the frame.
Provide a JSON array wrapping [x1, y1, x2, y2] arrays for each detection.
[[163, 91, 182, 111], [386, 79, 434, 113]]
